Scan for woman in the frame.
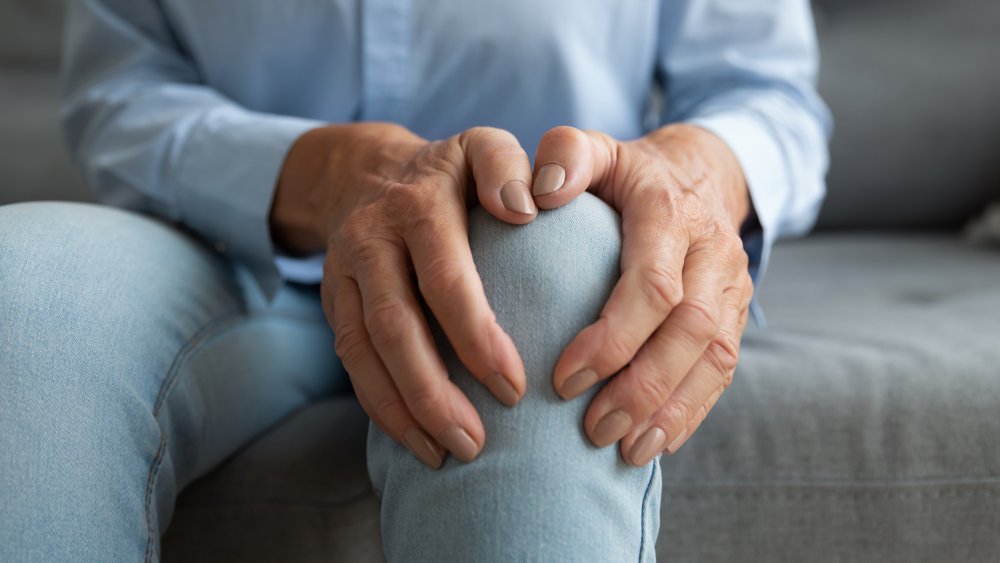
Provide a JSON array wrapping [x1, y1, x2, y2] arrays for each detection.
[[0, 0, 828, 560]]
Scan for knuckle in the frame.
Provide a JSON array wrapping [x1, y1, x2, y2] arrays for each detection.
[[382, 180, 415, 205], [734, 245, 750, 271], [382, 181, 432, 219], [741, 274, 755, 302], [719, 230, 749, 268], [405, 210, 444, 240], [601, 330, 640, 371], [403, 384, 445, 421], [540, 125, 585, 148], [352, 239, 389, 273], [333, 324, 368, 365], [674, 298, 722, 342], [628, 372, 674, 408], [723, 368, 736, 388], [479, 142, 528, 170], [364, 296, 410, 348], [372, 394, 409, 430], [659, 399, 694, 429], [636, 264, 684, 311], [646, 185, 678, 212], [705, 336, 740, 382], [461, 126, 500, 145], [417, 256, 467, 303]]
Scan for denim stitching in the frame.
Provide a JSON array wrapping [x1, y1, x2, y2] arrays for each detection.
[[142, 308, 333, 560], [143, 308, 245, 563], [143, 433, 169, 563], [638, 458, 659, 562]]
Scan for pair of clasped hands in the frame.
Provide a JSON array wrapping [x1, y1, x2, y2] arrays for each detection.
[[272, 122, 754, 469]]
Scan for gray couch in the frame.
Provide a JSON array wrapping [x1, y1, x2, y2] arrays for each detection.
[[2, 1, 998, 561]]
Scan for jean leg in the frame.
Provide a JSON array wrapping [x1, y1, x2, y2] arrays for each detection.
[[368, 193, 662, 562], [0, 203, 343, 561]]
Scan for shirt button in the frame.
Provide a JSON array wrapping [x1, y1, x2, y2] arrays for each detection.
[[214, 241, 227, 253]]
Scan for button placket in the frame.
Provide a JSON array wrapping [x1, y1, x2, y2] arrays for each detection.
[[360, 0, 412, 123]]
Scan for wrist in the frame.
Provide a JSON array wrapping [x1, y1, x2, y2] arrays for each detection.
[[641, 124, 750, 229], [271, 122, 425, 254]]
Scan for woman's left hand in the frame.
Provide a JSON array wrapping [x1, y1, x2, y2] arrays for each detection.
[[530, 124, 754, 466]]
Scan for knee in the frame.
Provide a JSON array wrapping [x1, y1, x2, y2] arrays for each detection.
[[467, 191, 622, 349], [369, 195, 660, 561]]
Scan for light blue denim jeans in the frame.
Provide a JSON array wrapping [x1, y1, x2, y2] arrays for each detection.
[[0, 194, 660, 562]]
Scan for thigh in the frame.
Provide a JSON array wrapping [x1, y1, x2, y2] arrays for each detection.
[[0, 202, 344, 561], [367, 194, 661, 562]]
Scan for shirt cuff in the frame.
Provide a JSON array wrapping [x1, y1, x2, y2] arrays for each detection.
[[173, 108, 323, 299], [275, 253, 325, 284], [685, 111, 790, 327]]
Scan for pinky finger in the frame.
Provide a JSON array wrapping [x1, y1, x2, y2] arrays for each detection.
[[666, 382, 727, 455], [620, 285, 745, 466], [331, 277, 446, 469]]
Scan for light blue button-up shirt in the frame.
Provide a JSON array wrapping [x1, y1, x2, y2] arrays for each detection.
[[61, 0, 830, 299]]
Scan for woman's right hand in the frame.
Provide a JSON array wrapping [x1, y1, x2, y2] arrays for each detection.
[[271, 123, 536, 468]]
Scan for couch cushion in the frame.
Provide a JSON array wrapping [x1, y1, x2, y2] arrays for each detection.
[[814, 0, 1000, 229], [0, 68, 92, 204], [163, 234, 1000, 562], [161, 397, 384, 562], [659, 233, 1000, 562]]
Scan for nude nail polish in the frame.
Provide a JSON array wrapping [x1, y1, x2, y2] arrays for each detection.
[[439, 425, 479, 462], [532, 164, 566, 195], [591, 410, 632, 447], [558, 368, 598, 400], [630, 427, 666, 466], [403, 427, 444, 469], [484, 372, 520, 407], [500, 180, 535, 215]]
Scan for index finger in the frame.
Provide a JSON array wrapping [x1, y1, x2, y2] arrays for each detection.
[[403, 185, 527, 409], [552, 187, 688, 399]]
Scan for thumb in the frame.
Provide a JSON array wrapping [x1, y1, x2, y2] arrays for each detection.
[[459, 126, 537, 225], [531, 126, 616, 210]]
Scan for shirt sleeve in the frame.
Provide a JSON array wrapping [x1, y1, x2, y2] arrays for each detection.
[[60, 0, 323, 298], [658, 0, 832, 295]]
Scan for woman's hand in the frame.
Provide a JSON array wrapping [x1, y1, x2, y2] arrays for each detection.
[[533, 124, 754, 466], [272, 123, 538, 468]]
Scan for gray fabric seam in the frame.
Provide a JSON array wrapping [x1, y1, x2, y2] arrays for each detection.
[[663, 486, 1000, 500], [663, 475, 1000, 488]]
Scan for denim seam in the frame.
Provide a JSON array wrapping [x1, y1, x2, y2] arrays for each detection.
[[638, 458, 659, 563], [142, 306, 334, 561], [143, 307, 246, 563]]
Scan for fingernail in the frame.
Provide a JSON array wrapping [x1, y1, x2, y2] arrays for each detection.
[[557, 368, 598, 400], [532, 164, 566, 196], [403, 428, 444, 469], [591, 410, 632, 447], [630, 427, 666, 466], [438, 425, 479, 462], [484, 372, 520, 407], [500, 180, 535, 215], [666, 428, 689, 453]]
